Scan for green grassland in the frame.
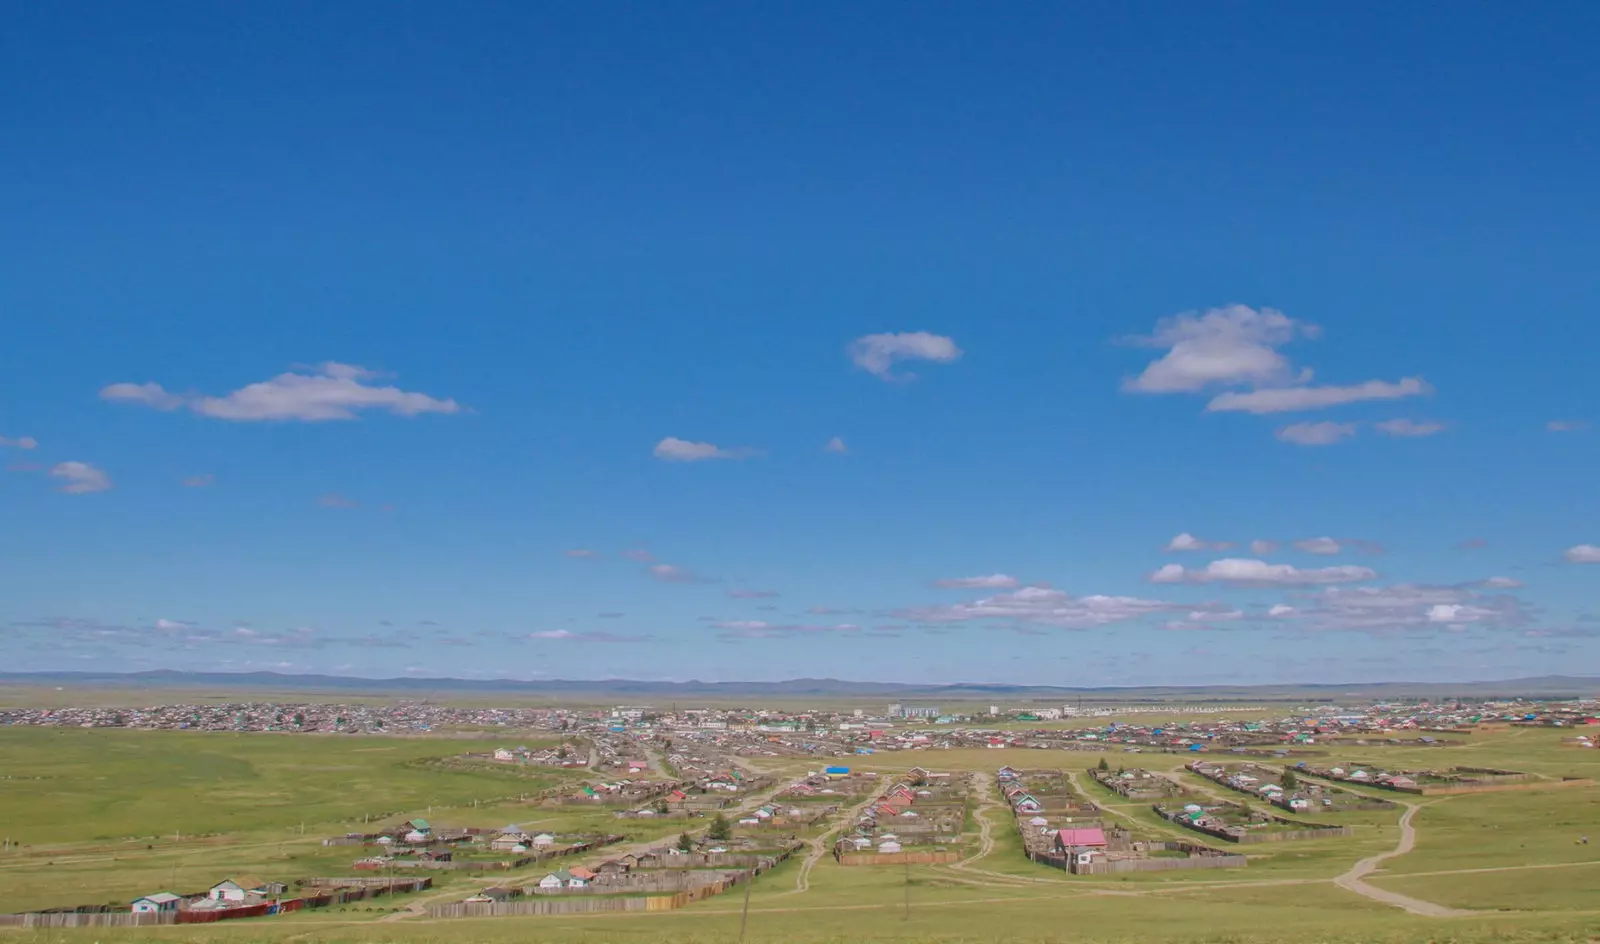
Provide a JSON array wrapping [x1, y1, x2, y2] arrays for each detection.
[[4, 722, 1600, 942]]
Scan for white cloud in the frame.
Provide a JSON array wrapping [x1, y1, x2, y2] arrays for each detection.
[[1148, 558, 1376, 587], [102, 363, 460, 422], [824, 436, 849, 454], [1210, 377, 1432, 415], [652, 437, 756, 461], [1295, 583, 1529, 633], [1165, 533, 1229, 552], [713, 620, 771, 632], [528, 629, 648, 643], [1427, 603, 1496, 624], [714, 620, 861, 639], [1122, 306, 1311, 393], [1375, 418, 1446, 437], [649, 563, 702, 583], [1478, 576, 1523, 589], [1566, 544, 1600, 564], [898, 585, 1185, 630], [848, 332, 962, 380], [1250, 540, 1279, 556], [934, 574, 1020, 589], [0, 435, 38, 450], [1293, 536, 1342, 556], [1267, 604, 1297, 618], [1547, 420, 1589, 432], [100, 381, 186, 411], [182, 473, 215, 488], [1276, 421, 1358, 445], [318, 493, 358, 509], [49, 461, 112, 494], [155, 619, 191, 632]]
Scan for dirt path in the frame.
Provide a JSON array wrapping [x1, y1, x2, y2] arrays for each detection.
[[949, 772, 1000, 869], [782, 789, 884, 894], [1332, 802, 1468, 917]]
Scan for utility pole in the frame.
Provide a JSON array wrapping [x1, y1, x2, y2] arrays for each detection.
[[902, 857, 910, 920], [736, 867, 753, 944]]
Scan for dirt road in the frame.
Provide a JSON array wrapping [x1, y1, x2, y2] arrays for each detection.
[[1332, 802, 1468, 917]]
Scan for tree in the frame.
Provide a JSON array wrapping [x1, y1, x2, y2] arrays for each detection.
[[708, 813, 733, 842], [1281, 769, 1299, 791], [678, 831, 695, 852], [1097, 757, 1110, 772], [653, 799, 670, 815]]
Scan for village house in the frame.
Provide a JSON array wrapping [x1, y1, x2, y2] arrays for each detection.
[[131, 892, 182, 914]]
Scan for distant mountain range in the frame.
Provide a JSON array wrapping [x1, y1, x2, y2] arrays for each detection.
[[1, 670, 1597, 701]]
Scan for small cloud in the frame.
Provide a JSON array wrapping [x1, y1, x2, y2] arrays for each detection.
[[101, 363, 460, 422], [715, 620, 863, 640], [597, 611, 625, 618], [1214, 378, 1432, 415], [1456, 537, 1488, 550], [1547, 420, 1589, 432], [649, 563, 703, 584], [1478, 576, 1523, 589], [528, 629, 651, 643], [1267, 604, 1297, 618], [933, 574, 1020, 589], [1375, 418, 1446, 437], [100, 382, 186, 411], [1250, 539, 1279, 556], [1121, 306, 1310, 393], [1165, 533, 1228, 553], [620, 548, 655, 562], [728, 589, 780, 599], [1276, 421, 1357, 446], [1149, 558, 1376, 587], [0, 435, 38, 450], [1565, 544, 1600, 564], [182, 473, 215, 488], [652, 437, 757, 462], [824, 436, 849, 454], [565, 548, 600, 558], [1293, 536, 1343, 556], [155, 618, 191, 632], [318, 493, 359, 509], [847, 332, 962, 380], [50, 461, 112, 494]]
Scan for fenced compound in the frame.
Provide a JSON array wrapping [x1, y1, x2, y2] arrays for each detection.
[[427, 858, 786, 919], [0, 878, 433, 929], [835, 850, 960, 866], [1154, 804, 1351, 843], [1026, 841, 1246, 874]]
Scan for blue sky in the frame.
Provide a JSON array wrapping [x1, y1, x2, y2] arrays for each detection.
[[3, 3, 1597, 685]]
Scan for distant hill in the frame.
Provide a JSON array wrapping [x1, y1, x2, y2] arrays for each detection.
[[1, 670, 1596, 702]]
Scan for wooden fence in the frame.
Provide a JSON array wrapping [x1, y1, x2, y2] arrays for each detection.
[[1027, 842, 1246, 874], [836, 850, 959, 867], [426, 859, 786, 919], [0, 912, 176, 929], [0, 879, 432, 929]]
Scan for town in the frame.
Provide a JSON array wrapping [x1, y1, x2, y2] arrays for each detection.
[[2, 692, 1598, 933]]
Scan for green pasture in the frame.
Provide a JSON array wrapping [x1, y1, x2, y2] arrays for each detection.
[[4, 721, 1600, 942]]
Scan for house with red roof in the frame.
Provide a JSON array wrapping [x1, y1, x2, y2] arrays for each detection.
[[1053, 826, 1107, 853]]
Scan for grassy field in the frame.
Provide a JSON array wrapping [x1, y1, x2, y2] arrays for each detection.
[[3, 721, 1600, 942]]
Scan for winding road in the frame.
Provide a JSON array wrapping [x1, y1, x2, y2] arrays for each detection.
[[1332, 802, 1468, 917]]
